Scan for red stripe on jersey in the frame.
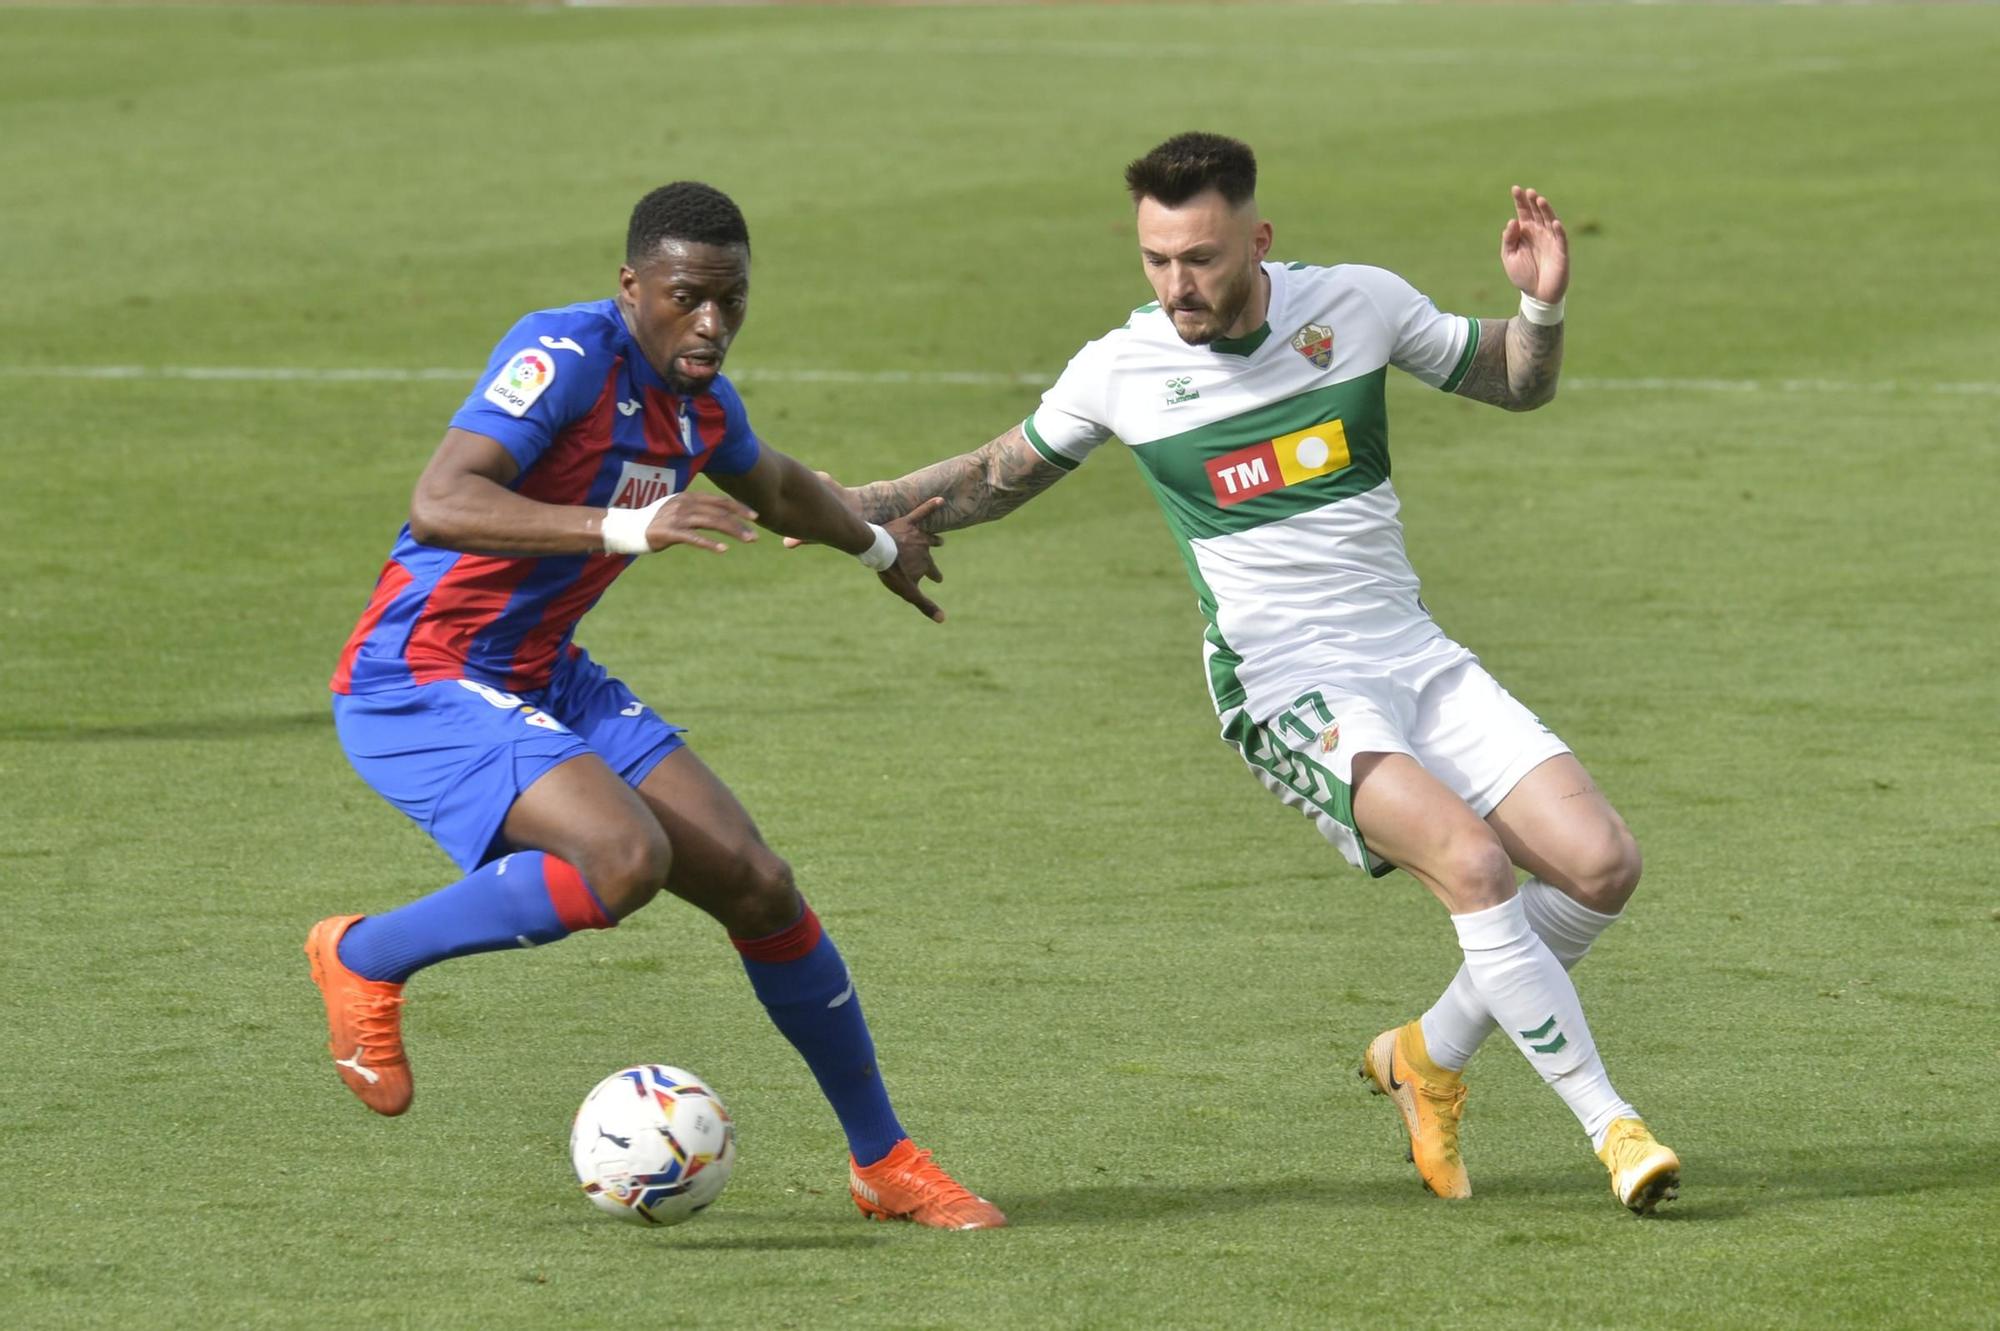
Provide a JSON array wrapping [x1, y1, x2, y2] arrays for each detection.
[[544, 855, 612, 932], [330, 559, 416, 694], [517, 364, 622, 505], [637, 386, 728, 457], [729, 905, 824, 962], [503, 553, 628, 692], [639, 387, 683, 456], [692, 393, 728, 452], [403, 556, 542, 685], [404, 368, 623, 689], [506, 380, 727, 688]]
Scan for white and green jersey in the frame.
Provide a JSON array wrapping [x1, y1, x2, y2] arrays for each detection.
[[1023, 260, 1479, 723]]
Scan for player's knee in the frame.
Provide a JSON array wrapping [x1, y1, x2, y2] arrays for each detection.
[[1439, 834, 1516, 912], [583, 828, 674, 920], [1568, 826, 1642, 913], [717, 851, 801, 938]]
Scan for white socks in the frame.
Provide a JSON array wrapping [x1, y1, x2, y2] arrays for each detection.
[[1441, 891, 1635, 1145], [1421, 877, 1619, 1068]]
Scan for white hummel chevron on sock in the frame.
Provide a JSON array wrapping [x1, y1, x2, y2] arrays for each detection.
[[1447, 894, 1635, 1143]]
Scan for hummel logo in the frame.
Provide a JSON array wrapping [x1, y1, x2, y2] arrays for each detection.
[[1163, 375, 1201, 406], [826, 974, 855, 1009], [616, 399, 641, 416], [334, 1046, 380, 1085], [1520, 1015, 1569, 1055]]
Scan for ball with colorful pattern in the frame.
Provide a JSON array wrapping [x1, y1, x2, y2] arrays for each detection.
[[570, 1064, 736, 1226]]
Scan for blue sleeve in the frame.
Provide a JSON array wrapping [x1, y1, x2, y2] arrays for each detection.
[[449, 313, 612, 473], [702, 376, 764, 477]]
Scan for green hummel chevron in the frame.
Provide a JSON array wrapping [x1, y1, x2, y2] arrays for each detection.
[[1520, 1015, 1568, 1054]]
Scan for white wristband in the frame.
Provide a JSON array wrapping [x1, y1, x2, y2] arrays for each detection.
[[1518, 292, 1565, 327], [857, 522, 898, 572], [602, 495, 671, 556]]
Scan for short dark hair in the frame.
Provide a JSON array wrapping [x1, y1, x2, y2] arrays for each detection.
[[1123, 132, 1257, 208], [626, 181, 750, 265]]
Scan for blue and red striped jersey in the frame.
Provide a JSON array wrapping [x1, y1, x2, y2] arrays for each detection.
[[332, 299, 762, 696]]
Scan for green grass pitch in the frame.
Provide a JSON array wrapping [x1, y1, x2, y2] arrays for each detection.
[[2, 4, 1997, 1328]]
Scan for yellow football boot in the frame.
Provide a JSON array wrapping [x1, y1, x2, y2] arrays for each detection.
[[1596, 1117, 1681, 1215], [1360, 1022, 1470, 1199]]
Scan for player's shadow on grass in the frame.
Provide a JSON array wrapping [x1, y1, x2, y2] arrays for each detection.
[[1474, 1141, 1998, 1221], [661, 1232, 893, 1252], [0, 710, 331, 743], [1007, 1176, 1388, 1225], [1014, 1141, 2000, 1226]]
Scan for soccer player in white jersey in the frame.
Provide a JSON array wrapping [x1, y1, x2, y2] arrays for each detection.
[[838, 132, 1680, 1214]]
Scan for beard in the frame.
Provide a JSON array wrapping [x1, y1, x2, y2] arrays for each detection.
[[1169, 263, 1258, 346]]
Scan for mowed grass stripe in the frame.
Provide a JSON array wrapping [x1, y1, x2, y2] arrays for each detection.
[[7, 364, 2000, 397]]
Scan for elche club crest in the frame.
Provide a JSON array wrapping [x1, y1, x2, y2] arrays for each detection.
[[1289, 322, 1334, 370]]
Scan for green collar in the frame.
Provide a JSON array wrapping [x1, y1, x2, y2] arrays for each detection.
[[1209, 322, 1272, 357]]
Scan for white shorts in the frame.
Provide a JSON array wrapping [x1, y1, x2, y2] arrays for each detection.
[[1219, 650, 1570, 877]]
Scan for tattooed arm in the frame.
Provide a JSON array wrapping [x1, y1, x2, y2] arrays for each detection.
[[851, 424, 1070, 534], [1453, 315, 1563, 412], [1454, 185, 1568, 413]]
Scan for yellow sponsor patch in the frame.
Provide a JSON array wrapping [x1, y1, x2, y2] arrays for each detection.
[[1270, 418, 1350, 486]]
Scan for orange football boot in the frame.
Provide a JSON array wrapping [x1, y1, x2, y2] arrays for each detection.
[[1360, 1021, 1471, 1199], [304, 914, 413, 1116], [849, 1139, 1007, 1230]]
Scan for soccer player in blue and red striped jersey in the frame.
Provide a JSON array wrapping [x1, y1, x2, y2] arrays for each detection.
[[307, 182, 1003, 1230]]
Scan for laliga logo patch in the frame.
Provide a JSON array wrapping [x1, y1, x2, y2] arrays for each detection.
[[483, 348, 556, 418], [1290, 322, 1334, 370]]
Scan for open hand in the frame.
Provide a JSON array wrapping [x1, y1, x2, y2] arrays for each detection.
[[1500, 186, 1568, 304], [645, 492, 759, 553]]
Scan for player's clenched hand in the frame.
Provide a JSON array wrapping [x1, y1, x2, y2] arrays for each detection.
[[646, 492, 760, 553], [1500, 186, 1568, 304], [879, 497, 947, 623]]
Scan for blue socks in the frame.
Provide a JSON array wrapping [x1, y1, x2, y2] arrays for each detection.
[[733, 906, 905, 1166], [337, 851, 612, 984], [340, 870, 904, 1166]]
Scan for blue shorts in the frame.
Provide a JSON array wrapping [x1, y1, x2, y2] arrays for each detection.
[[332, 647, 684, 873]]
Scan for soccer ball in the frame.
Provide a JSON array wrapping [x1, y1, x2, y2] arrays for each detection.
[[570, 1064, 736, 1226]]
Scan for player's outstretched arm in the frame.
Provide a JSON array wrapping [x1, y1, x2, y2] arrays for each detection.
[[853, 425, 1070, 534], [709, 447, 949, 622], [410, 428, 756, 556], [1453, 186, 1566, 413]]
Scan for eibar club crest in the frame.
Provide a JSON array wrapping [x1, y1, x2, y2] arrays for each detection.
[[1289, 322, 1334, 370]]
